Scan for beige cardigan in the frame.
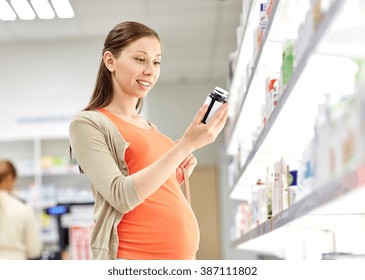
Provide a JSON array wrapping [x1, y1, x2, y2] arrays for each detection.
[[69, 110, 142, 260]]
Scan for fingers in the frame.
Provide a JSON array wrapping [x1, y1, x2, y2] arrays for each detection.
[[180, 154, 197, 169], [185, 156, 198, 177], [179, 154, 194, 168], [186, 156, 197, 169], [207, 103, 228, 128], [193, 104, 209, 125], [181, 102, 228, 152], [216, 103, 229, 129], [176, 167, 184, 185]]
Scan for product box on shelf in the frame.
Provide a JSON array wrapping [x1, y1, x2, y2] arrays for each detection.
[[296, 139, 315, 201], [288, 169, 298, 205], [281, 39, 295, 90], [231, 201, 252, 240], [259, 2, 268, 31], [251, 178, 268, 226], [262, 73, 280, 124], [313, 91, 364, 188]]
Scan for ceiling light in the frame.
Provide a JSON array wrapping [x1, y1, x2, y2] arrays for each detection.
[[31, 0, 55, 19], [0, 0, 17, 20], [10, 0, 36, 20], [51, 0, 74, 19]]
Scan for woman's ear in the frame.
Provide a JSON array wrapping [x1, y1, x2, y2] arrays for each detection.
[[103, 51, 115, 72]]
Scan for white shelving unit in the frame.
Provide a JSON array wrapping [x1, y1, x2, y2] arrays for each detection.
[[0, 137, 92, 207], [224, 0, 365, 259]]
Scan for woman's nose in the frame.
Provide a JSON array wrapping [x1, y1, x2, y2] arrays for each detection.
[[143, 62, 155, 75]]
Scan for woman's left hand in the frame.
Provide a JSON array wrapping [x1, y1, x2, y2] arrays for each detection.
[[176, 154, 197, 185]]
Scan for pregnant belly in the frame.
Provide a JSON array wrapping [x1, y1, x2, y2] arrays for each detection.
[[117, 185, 200, 260]]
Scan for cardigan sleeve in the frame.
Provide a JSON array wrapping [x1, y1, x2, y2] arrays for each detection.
[[69, 112, 142, 214]]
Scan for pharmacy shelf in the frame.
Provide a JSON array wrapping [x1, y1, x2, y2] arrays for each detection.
[[236, 209, 365, 259], [225, 0, 349, 156], [230, 0, 254, 82], [41, 167, 80, 176], [222, 0, 365, 259], [228, 0, 345, 194], [225, 0, 281, 154], [232, 163, 365, 248], [226, 0, 255, 108]]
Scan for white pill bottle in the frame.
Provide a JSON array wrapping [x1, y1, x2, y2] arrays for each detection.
[[201, 87, 229, 123]]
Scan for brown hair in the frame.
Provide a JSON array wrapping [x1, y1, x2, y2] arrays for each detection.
[[0, 160, 17, 183], [83, 21, 161, 113]]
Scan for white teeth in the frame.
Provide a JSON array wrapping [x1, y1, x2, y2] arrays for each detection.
[[137, 80, 151, 87]]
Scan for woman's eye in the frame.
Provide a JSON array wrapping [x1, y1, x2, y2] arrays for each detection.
[[136, 58, 145, 62], [154, 61, 161, 66]]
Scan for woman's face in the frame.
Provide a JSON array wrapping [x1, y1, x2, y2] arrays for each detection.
[[107, 36, 161, 101], [0, 174, 15, 191]]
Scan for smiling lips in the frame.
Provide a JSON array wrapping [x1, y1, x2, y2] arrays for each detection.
[[137, 79, 152, 88]]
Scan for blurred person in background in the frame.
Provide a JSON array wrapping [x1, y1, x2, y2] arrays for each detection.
[[0, 160, 42, 260]]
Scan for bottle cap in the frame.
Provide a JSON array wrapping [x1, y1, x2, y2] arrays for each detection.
[[214, 87, 229, 98]]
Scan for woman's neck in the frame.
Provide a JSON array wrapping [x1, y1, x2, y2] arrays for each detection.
[[104, 97, 139, 118]]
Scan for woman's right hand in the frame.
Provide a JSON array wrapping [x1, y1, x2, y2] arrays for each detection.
[[129, 102, 228, 202], [178, 103, 228, 153]]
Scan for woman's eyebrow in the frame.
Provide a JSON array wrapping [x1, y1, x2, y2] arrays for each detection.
[[134, 50, 161, 57]]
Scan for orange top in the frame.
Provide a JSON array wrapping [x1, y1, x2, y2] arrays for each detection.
[[99, 108, 199, 260]]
